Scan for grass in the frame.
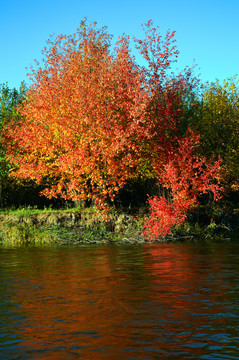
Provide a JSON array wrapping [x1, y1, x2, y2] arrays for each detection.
[[0, 221, 145, 247], [0, 204, 99, 216], [0, 222, 55, 247], [0, 205, 100, 246], [0, 204, 146, 246]]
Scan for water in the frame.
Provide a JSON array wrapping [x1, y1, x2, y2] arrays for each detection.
[[0, 240, 239, 359]]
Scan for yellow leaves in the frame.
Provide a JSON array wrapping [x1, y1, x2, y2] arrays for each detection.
[[199, 76, 239, 187], [53, 128, 60, 139], [231, 182, 239, 191]]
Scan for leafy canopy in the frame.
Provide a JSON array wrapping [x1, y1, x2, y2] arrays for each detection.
[[6, 19, 222, 236]]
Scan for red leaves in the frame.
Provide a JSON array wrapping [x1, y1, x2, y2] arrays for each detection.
[[134, 20, 179, 90], [143, 196, 187, 238], [143, 132, 222, 239]]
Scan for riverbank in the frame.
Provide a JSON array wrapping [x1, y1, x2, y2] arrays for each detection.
[[0, 205, 237, 246], [0, 208, 147, 246]]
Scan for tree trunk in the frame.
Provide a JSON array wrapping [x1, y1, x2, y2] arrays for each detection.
[[158, 183, 172, 203]]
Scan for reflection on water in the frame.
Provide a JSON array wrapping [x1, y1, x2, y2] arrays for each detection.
[[0, 240, 239, 359]]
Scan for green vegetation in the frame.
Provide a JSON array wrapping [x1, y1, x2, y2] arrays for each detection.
[[0, 222, 53, 247], [0, 206, 146, 246], [190, 77, 239, 192], [0, 83, 26, 207], [0, 204, 94, 216], [0, 200, 236, 246]]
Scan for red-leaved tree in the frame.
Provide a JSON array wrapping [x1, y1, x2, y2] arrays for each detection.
[[132, 21, 221, 238], [143, 132, 221, 239]]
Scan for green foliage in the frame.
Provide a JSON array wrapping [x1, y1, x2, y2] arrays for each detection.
[[0, 83, 27, 207], [0, 82, 26, 134], [195, 77, 239, 189]]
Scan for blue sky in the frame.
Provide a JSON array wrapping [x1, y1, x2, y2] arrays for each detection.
[[0, 0, 238, 90]]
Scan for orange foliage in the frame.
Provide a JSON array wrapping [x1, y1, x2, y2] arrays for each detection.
[[6, 19, 221, 235], [7, 21, 151, 209]]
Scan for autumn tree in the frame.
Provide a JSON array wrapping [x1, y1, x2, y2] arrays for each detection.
[[133, 22, 202, 178], [6, 19, 221, 237], [196, 77, 239, 191], [6, 20, 148, 211]]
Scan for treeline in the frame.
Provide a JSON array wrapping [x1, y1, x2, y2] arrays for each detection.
[[0, 20, 238, 238]]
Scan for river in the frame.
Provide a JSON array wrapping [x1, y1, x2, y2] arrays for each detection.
[[0, 239, 239, 359]]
